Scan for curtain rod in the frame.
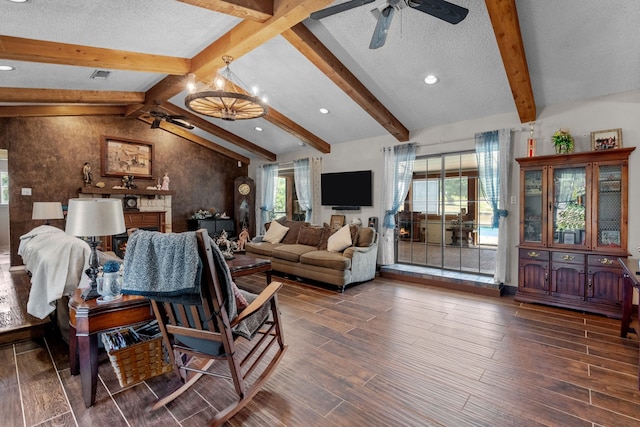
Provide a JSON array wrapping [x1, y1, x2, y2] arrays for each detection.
[[417, 126, 527, 147]]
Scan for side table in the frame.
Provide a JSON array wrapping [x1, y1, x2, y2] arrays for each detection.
[[618, 257, 640, 390], [68, 289, 154, 407]]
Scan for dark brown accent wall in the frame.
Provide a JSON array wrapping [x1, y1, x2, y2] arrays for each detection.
[[0, 116, 246, 266]]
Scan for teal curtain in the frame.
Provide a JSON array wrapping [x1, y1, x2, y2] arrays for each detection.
[[260, 163, 278, 231], [293, 158, 312, 222], [383, 143, 417, 229], [475, 130, 507, 228]]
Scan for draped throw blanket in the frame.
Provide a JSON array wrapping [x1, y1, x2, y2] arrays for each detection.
[[122, 230, 267, 339], [122, 230, 202, 305]]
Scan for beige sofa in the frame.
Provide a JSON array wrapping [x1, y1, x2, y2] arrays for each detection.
[[245, 220, 378, 292]]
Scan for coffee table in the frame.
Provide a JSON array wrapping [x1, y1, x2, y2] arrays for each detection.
[[226, 253, 272, 285]]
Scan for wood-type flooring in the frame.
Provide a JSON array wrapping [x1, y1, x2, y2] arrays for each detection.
[[2, 266, 640, 426]]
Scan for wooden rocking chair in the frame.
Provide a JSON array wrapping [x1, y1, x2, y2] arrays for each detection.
[[122, 229, 287, 426]]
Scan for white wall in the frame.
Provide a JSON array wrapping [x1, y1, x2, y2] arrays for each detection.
[[249, 89, 640, 289]]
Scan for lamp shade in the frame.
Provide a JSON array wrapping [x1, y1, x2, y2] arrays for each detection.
[[65, 198, 126, 237], [32, 202, 64, 221]]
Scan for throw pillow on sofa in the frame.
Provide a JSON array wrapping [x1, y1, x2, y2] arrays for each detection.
[[263, 220, 289, 244], [281, 220, 308, 244], [297, 225, 323, 247], [327, 224, 352, 252]]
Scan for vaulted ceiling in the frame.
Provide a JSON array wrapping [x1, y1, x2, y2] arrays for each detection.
[[1, 0, 639, 164]]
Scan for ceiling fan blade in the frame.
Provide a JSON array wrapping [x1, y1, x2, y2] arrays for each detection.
[[166, 117, 194, 129], [369, 5, 395, 49], [408, 0, 468, 24], [310, 0, 375, 20]]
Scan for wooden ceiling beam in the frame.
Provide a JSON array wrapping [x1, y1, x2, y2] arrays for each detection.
[[145, 0, 334, 105], [159, 102, 277, 161], [178, 0, 273, 22], [283, 24, 410, 142], [0, 36, 190, 75], [0, 87, 144, 104], [0, 105, 126, 117], [138, 115, 251, 164], [264, 109, 330, 154], [485, 0, 536, 123]]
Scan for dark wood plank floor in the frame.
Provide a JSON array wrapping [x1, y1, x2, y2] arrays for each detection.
[[2, 266, 640, 426]]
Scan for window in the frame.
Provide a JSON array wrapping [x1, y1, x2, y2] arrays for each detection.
[[0, 171, 7, 205], [273, 176, 287, 220]]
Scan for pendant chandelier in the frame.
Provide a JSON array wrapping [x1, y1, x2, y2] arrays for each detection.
[[184, 56, 267, 121]]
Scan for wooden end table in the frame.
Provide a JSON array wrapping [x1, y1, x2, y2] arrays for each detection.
[[68, 289, 154, 407], [226, 253, 272, 285], [618, 257, 640, 389]]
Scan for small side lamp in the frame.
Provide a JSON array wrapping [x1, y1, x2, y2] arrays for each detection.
[[65, 198, 126, 300], [32, 202, 64, 225]]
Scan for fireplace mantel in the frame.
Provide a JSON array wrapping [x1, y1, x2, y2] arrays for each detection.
[[78, 187, 173, 233], [79, 187, 175, 197]]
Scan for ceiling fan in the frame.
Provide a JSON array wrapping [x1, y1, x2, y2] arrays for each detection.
[[310, 0, 469, 49], [145, 110, 194, 130]]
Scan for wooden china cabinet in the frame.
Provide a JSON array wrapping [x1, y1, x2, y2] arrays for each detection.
[[515, 147, 635, 318]]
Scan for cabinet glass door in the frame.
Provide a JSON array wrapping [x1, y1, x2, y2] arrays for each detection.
[[523, 170, 544, 244], [595, 164, 622, 250], [552, 166, 587, 247]]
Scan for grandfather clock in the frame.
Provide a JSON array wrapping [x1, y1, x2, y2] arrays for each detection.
[[234, 176, 255, 238]]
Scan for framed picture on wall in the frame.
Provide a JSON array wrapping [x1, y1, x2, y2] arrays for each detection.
[[591, 128, 622, 151], [101, 135, 154, 179], [330, 214, 345, 230], [563, 232, 576, 244]]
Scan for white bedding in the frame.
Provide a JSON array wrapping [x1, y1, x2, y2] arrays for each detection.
[[18, 225, 91, 319]]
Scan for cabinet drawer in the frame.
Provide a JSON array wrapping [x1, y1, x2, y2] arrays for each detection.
[[587, 254, 620, 268], [552, 252, 585, 265], [519, 248, 549, 261]]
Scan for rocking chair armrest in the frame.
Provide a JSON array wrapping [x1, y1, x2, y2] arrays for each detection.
[[231, 281, 283, 327]]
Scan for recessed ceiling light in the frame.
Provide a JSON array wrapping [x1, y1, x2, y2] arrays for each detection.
[[424, 75, 439, 85], [254, 126, 263, 132], [0, 65, 15, 71], [319, 108, 330, 114]]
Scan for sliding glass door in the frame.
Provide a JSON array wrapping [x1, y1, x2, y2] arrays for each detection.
[[396, 151, 497, 275]]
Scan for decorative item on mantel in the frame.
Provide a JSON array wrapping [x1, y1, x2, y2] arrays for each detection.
[[161, 172, 170, 190], [82, 162, 93, 186], [552, 129, 574, 154]]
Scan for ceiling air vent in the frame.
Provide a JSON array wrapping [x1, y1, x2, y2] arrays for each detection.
[[90, 70, 111, 80]]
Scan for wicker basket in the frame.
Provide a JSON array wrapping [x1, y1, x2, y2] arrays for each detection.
[[102, 331, 172, 387]]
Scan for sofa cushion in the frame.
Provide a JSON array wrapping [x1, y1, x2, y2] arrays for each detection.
[[263, 220, 289, 244], [272, 244, 317, 263], [297, 225, 323, 247], [300, 250, 351, 271], [327, 224, 352, 252], [282, 220, 308, 244], [356, 227, 375, 247], [349, 224, 359, 246], [244, 241, 282, 257], [318, 224, 335, 251], [264, 216, 286, 232]]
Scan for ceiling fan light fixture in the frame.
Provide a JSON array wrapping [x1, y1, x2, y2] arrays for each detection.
[[185, 56, 267, 121], [424, 75, 439, 85]]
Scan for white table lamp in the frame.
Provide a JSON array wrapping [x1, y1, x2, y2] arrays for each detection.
[[65, 198, 126, 300], [32, 202, 64, 225]]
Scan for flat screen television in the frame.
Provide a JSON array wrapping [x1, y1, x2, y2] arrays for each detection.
[[321, 170, 372, 208]]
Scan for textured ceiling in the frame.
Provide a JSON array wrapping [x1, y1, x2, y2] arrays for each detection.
[[1, 0, 639, 161]]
